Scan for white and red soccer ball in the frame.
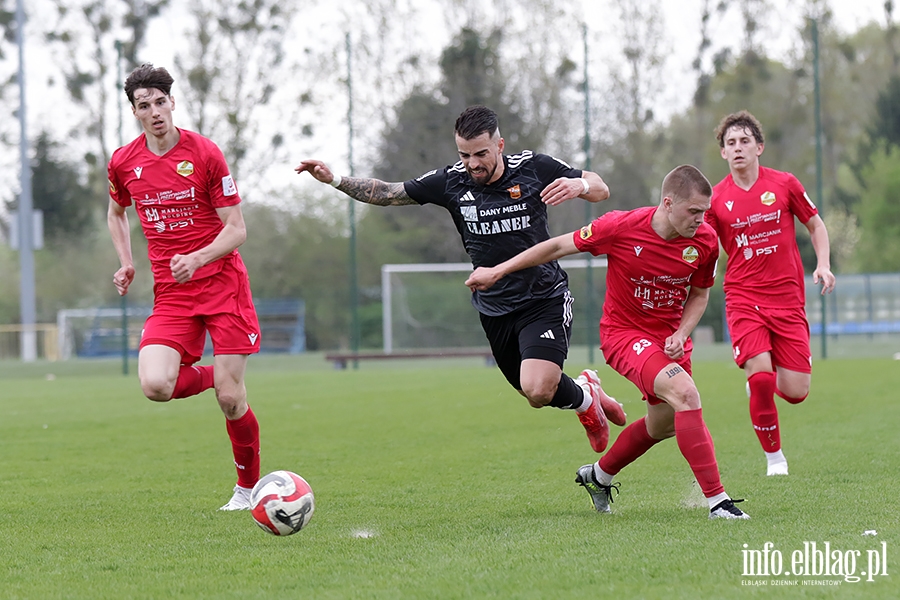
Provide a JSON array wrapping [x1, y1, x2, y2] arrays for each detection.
[[250, 470, 315, 536]]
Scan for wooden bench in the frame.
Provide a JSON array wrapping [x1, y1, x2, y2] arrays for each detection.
[[325, 349, 496, 369]]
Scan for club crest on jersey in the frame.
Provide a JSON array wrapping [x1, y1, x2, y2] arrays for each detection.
[[682, 246, 699, 263], [760, 191, 776, 206], [507, 185, 522, 199], [176, 161, 194, 177], [579, 223, 593, 240]]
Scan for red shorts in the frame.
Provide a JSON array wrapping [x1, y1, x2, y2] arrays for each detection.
[[140, 259, 261, 365], [600, 328, 693, 405], [726, 303, 811, 373]]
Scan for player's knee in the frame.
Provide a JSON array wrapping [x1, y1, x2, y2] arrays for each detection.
[[215, 386, 247, 418], [521, 382, 554, 407], [666, 383, 702, 411], [140, 376, 173, 402]]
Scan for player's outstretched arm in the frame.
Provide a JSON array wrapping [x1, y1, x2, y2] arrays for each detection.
[[465, 233, 580, 291], [295, 159, 416, 206], [805, 215, 836, 294], [540, 170, 610, 206], [107, 198, 135, 296]]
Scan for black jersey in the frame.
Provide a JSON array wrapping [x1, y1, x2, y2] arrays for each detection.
[[403, 151, 582, 316]]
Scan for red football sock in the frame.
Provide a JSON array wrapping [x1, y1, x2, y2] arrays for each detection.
[[598, 417, 661, 475], [225, 406, 261, 489], [748, 371, 780, 452], [171, 364, 214, 399], [674, 408, 724, 498]]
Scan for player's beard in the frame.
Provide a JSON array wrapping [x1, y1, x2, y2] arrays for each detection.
[[467, 163, 497, 186]]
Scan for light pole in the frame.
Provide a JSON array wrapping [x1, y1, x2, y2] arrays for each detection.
[[16, 0, 37, 362]]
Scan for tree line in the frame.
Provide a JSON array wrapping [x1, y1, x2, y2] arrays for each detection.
[[1, 0, 899, 350]]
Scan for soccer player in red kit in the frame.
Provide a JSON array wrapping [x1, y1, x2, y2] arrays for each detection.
[[706, 111, 835, 477], [107, 64, 262, 510], [467, 165, 749, 520]]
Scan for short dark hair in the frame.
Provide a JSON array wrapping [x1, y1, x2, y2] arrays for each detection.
[[715, 110, 764, 147], [661, 165, 712, 202], [454, 105, 499, 140], [124, 63, 175, 106]]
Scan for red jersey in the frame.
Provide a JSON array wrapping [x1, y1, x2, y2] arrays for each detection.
[[108, 129, 242, 284], [706, 166, 817, 308], [573, 206, 719, 339]]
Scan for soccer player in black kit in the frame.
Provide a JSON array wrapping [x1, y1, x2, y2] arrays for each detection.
[[296, 105, 625, 452]]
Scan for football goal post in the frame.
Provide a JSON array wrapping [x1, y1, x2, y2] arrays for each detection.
[[381, 259, 608, 353]]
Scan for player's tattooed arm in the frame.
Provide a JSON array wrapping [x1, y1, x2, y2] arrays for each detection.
[[337, 178, 416, 206]]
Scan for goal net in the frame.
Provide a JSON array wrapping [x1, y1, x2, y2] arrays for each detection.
[[381, 259, 608, 353], [56, 299, 306, 360]]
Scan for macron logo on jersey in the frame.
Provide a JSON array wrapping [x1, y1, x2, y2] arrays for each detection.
[[725, 200, 734, 211], [248, 333, 258, 344], [134, 167, 143, 179], [634, 246, 643, 257]]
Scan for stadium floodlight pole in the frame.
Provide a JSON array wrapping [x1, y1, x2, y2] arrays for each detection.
[[812, 16, 828, 359], [346, 32, 360, 368], [582, 23, 596, 365], [16, 0, 37, 362], [116, 40, 129, 376]]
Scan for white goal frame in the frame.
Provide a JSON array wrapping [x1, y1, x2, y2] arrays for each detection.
[[381, 258, 608, 353]]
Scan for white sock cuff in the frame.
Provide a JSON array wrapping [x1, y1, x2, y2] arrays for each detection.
[[707, 492, 730, 510], [592, 463, 614, 486]]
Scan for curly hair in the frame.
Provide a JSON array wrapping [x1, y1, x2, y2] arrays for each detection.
[[715, 110, 764, 147]]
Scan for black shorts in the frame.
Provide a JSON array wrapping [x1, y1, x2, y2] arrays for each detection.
[[479, 291, 574, 390]]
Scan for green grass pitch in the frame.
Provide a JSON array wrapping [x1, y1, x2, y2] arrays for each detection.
[[1, 354, 897, 598]]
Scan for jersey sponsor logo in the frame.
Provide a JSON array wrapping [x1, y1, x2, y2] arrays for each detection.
[[507, 184, 522, 199], [760, 191, 776, 206], [579, 223, 593, 240], [459, 191, 475, 203], [416, 169, 438, 181], [743, 247, 753, 260], [134, 166, 143, 179], [176, 161, 194, 177], [108, 179, 117, 193], [249, 333, 259, 344], [725, 200, 734, 211], [634, 245, 643, 257], [682, 246, 699, 263], [222, 175, 237, 196], [154, 221, 165, 233], [735, 233, 749, 248], [465, 215, 531, 235], [803, 191, 817, 209], [755, 244, 778, 256], [539, 329, 555, 340], [461, 205, 478, 222], [144, 207, 160, 222]]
